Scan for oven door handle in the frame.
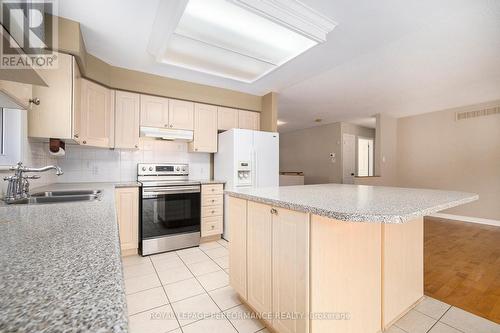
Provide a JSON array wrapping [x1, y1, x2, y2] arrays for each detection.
[[142, 186, 201, 196]]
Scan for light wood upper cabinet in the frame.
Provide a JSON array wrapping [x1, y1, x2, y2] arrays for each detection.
[[140, 95, 169, 128], [189, 103, 218, 153], [0, 80, 32, 110], [29, 52, 79, 139], [115, 91, 140, 149], [238, 110, 260, 130], [77, 79, 115, 148], [272, 207, 310, 333], [218, 106, 239, 131], [169, 99, 194, 130], [115, 187, 139, 255], [247, 200, 273, 316]]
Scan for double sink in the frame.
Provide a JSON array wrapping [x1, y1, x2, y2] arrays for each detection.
[[11, 190, 102, 204]]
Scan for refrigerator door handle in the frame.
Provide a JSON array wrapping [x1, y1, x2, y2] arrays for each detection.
[[252, 149, 257, 187]]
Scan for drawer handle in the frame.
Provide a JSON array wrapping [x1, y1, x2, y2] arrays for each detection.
[[211, 210, 215, 214], [270, 208, 278, 215], [211, 188, 215, 192], [211, 199, 215, 202], [211, 225, 215, 230]]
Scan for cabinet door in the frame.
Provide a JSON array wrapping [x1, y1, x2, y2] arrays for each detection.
[[115, 187, 139, 253], [238, 110, 260, 130], [169, 99, 194, 130], [140, 94, 169, 128], [79, 79, 114, 148], [115, 91, 140, 149], [228, 197, 248, 299], [29, 52, 75, 139], [217, 106, 238, 131], [0, 80, 32, 110], [189, 103, 218, 152], [272, 207, 309, 333], [247, 200, 273, 315]]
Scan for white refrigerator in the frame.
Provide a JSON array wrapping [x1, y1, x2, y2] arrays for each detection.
[[215, 129, 279, 240]]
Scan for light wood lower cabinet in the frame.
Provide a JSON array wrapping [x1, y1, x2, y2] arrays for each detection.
[[115, 91, 140, 149], [228, 196, 248, 299], [272, 207, 309, 333], [230, 198, 310, 332], [115, 187, 139, 255], [201, 184, 224, 237], [247, 201, 273, 317]]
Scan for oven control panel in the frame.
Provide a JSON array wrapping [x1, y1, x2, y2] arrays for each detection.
[[138, 163, 189, 176]]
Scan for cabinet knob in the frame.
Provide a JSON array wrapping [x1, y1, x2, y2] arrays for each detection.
[[211, 188, 215, 192], [164, 124, 168, 127], [211, 199, 215, 202], [29, 97, 40, 105], [211, 225, 215, 230], [211, 210, 215, 214], [74, 134, 79, 138], [195, 148, 198, 151], [134, 145, 138, 148], [82, 140, 87, 144], [270, 208, 278, 215], [170, 124, 173, 128]]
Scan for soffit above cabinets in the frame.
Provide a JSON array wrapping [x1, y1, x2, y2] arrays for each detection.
[[147, 0, 337, 83]]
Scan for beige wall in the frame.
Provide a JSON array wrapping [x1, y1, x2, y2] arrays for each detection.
[[280, 122, 343, 184], [397, 101, 500, 220]]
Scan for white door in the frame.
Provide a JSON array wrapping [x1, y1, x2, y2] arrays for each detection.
[[357, 137, 374, 177], [342, 133, 356, 184], [253, 131, 279, 187]]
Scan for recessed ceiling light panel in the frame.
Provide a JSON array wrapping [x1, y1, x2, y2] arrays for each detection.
[[148, 0, 337, 83]]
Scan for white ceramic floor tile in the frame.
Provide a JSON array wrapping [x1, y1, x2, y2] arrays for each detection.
[[164, 278, 206, 302], [203, 247, 229, 259], [414, 297, 451, 320], [129, 304, 179, 333], [199, 241, 223, 250], [197, 270, 229, 291], [179, 251, 212, 264], [123, 262, 156, 279], [171, 293, 221, 326], [182, 313, 237, 333], [127, 287, 169, 316], [214, 256, 229, 269], [177, 247, 204, 256], [157, 265, 194, 285], [395, 309, 437, 333], [208, 286, 242, 311], [152, 256, 186, 271], [384, 326, 407, 333], [122, 255, 151, 267], [150, 251, 179, 262], [440, 307, 500, 333], [125, 274, 162, 295], [217, 239, 229, 248], [256, 329, 270, 333], [428, 322, 464, 333], [224, 304, 265, 333], [225, 268, 230, 275], [186, 260, 222, 276]]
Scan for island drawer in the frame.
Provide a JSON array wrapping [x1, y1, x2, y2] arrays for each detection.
[[202, 205, 223, 218], [202, 184, 223, 195], [202, 194, 223, 207], [201, 216, 223, 237]]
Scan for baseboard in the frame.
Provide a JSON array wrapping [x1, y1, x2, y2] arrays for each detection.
[[430, 213, 500, 227]]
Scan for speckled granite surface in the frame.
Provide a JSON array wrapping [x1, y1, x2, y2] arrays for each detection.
[[226, 184, 478, 223], [0, 182, 128, 333], [195, 179, 225, 185]]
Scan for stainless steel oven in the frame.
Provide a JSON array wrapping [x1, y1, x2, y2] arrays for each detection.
[[138, 163, 201, 256]]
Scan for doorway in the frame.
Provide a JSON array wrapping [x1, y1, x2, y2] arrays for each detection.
[[357, 137, 374, 177]]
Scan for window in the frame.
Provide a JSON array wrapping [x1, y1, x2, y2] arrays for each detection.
[[0, 108, 23, 166], [357, 137, 374, 177]]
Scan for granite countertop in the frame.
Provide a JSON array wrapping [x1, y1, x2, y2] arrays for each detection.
[[194, 179, 225, 185], [0, 182, 129, 332], [225, 184, 478, 223]]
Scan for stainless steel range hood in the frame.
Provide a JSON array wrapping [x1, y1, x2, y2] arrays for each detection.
[[140, 126, 194, 141]]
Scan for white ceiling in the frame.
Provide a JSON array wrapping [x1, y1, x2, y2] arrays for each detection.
[[58, 0, 500, 132]]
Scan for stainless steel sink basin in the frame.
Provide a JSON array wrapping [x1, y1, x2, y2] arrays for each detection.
[[9, 190, 103, 205], [31, 190, 102, 197]]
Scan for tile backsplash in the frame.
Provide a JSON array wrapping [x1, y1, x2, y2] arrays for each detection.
[[35, 138, 211, 183]]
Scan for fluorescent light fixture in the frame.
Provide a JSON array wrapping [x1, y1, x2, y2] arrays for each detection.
[[148, 0, 336, 83]]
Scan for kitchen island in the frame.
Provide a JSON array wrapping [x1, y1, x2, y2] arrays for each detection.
[[225, 184, 478, 333]]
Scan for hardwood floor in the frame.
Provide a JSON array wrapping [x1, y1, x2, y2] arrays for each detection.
[[424, 216, 500, 324]]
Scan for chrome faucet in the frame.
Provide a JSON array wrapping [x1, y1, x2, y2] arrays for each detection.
[[3, 162, 64, 204]]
